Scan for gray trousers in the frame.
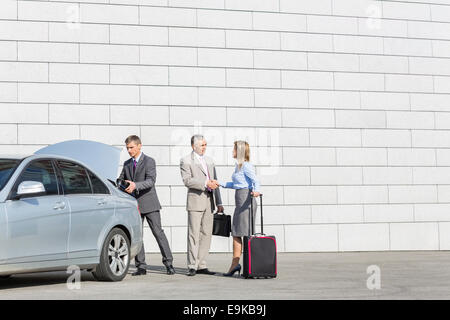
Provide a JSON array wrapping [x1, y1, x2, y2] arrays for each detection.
[[135, 210, 173, 269], [187, 198, 213, 270]]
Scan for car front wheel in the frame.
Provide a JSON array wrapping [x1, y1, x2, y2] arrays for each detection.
[[92, 228, 130, 282]]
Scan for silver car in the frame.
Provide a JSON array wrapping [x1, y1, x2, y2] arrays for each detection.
[[0, 151, 143, 282]]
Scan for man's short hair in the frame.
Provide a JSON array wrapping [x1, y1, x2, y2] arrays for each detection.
[[191, 134, 205, 146], [125, 135, 142, 145]]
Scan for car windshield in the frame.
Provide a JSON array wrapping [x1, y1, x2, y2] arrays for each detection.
[[0, 159, 21, 191]]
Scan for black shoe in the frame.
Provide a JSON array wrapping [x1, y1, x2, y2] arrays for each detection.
[[166, 265, 176, 275], [132, 268, 147, 276], [187, 268, 196, 276], [196, 268, 216, 275], [223, 264, 241, 277]]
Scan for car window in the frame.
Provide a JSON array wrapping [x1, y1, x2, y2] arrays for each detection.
[[14, 160, 58, 196], [87, 170, 110, 194], [58, 160, 92, 195], [0, 159, 20, 191]]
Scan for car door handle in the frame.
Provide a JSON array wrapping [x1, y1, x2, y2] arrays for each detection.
[[97, 199, 107, 206], [53, 201, 66, 210]]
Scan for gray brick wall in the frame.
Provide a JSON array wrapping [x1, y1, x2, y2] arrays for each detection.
[[1, 0, 450, 253]]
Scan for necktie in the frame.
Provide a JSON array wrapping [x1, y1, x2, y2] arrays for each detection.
[[133, 159, 137, 175]]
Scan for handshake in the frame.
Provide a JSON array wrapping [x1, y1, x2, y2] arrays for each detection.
[[206, 179, 220, 190]]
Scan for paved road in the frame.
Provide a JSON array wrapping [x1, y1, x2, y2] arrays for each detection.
[[1, 251, 450, 299]]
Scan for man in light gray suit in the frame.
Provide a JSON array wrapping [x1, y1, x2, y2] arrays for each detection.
[[180, 134, 223, 276], [119, 135, 175, 276]]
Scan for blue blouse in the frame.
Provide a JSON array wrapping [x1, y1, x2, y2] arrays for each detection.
[[220, 161, 261, 193]]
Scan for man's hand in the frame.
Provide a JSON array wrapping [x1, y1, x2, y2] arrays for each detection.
[[216, 205, 224, 213], [211, 180, 220, 188], [125, 180, 136, 194], [206, 180, 219, 190]]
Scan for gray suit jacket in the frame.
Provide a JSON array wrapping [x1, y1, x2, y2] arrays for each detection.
[[118, 153, 161, 214], [180, 151, 222, 212]]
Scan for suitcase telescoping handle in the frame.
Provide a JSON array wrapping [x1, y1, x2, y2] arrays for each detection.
[[250, 192, 263, 236]]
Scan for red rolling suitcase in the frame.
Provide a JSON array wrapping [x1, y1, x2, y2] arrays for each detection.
[[243, 194, 277, 279]]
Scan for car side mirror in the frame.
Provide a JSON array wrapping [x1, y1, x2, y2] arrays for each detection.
[[16, 181, 46, 198]]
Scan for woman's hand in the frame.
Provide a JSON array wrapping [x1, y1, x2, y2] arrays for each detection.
[[251, 191, 260, 197]]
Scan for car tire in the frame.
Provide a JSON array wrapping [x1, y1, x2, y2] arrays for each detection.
[[0, 275, 11, 280], [92, 228, 130, 282]]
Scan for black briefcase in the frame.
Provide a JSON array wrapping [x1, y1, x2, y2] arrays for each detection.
[[212, 212, 231, 237]]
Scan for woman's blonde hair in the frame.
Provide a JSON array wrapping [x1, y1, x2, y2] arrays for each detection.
[[234, 140, 250, 169]]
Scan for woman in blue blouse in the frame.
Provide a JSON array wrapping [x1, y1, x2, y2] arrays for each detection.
[[219, 140, 261, 277]]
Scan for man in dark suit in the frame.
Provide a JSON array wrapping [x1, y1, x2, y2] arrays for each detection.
[[118, 135, 175, 276]]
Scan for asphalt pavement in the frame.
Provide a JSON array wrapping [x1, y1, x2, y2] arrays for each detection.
[[1, 251, 450, 299]]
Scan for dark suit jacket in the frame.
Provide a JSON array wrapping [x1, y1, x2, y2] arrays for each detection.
[[118, 153, 161, 214]]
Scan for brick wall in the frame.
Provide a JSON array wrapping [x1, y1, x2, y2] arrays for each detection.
[[1, 0, 450, 253]]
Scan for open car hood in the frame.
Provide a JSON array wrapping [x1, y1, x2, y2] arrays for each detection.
[[35, 140, 121, 181]]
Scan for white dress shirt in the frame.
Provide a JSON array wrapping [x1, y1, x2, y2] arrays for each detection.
[[194, 152, 210, 187], [194, 151, 222, 206], [133, 152, 143, 164]]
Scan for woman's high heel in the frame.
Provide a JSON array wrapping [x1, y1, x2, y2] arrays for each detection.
[[223, 264, 241, 277]]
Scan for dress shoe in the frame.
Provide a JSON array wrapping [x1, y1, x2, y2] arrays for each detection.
[[196, 268, 216, 275], [132, 268, 147, 276], [223, 264, 241, 277], [166, 265, 176, 275], [187, 268, 196, 276]]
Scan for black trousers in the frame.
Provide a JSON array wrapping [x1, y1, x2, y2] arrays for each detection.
[[135, 210, 173, 268]]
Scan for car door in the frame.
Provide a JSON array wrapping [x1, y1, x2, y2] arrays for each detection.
[[0, 205, 7, 265], [4, 159, 69, 263], [56, 160, 115, 260]]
